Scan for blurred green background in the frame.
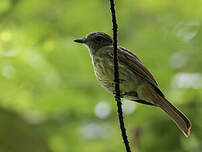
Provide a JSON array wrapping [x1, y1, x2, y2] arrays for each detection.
[[0, 0, 202, 152]]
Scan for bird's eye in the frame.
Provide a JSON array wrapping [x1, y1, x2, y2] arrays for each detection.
[[95, 36, 103, 42]]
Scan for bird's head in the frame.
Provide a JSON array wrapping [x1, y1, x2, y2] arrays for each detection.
[[74, 32, 113, 54]]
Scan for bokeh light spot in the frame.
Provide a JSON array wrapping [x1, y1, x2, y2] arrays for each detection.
[[0, 29, 12, 42], [172, 73, 202, 89], [94, 101, 110, 119], [80, 123, 112, 139], [2, 64, 16, 79], [170, 52, 187, 69], [122, 100, 136, 115]]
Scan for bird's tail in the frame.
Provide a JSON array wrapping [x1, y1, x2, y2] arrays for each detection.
[[156, 96, 191, 137]]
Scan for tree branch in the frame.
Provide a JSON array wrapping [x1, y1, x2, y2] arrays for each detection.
[[109, 0, 132, 152]]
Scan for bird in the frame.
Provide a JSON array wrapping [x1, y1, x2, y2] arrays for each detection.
[[74, 32, 191, 137]]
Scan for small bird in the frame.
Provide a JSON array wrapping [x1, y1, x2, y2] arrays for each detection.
[[74, 32, 191, 137]]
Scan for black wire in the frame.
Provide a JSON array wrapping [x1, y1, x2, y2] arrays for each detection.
[[109, 0, 132, 152]]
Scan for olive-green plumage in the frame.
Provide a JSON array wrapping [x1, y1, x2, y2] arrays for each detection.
[[74, 32, 191, 137]]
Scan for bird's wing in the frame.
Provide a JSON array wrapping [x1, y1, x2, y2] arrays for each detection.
[[108, 46, 164, 98]]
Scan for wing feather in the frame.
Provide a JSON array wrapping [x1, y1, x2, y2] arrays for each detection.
[[108, 46, 164, 98]]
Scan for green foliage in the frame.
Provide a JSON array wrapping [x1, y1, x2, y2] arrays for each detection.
[[0, 0, 202, 152]]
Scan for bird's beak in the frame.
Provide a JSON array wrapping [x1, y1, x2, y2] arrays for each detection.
[[74, 38, 86, 44]]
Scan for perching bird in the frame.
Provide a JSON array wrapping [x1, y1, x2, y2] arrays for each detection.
[[74, 32, 191, 137]]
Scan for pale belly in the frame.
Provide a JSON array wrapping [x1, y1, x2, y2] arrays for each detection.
[[92, 55, 142, 100]]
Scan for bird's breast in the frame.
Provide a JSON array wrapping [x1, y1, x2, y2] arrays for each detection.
[[93, 55, 114, 82], [91, 54, 141, 94]]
